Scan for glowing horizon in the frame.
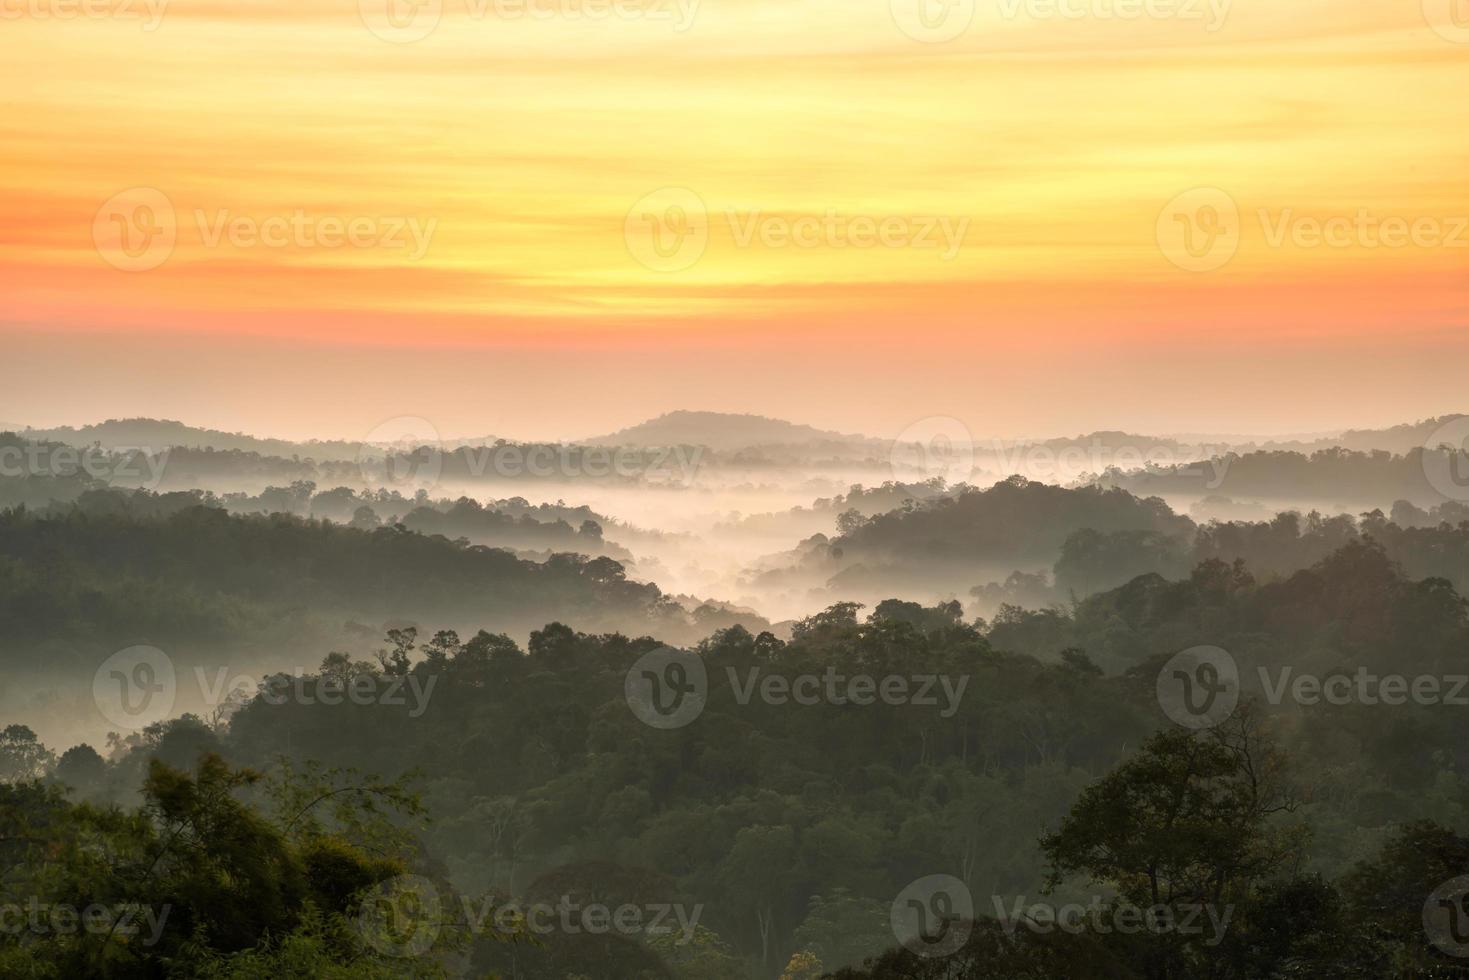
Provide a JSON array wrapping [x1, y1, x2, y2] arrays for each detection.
[[2, 0, 1466, 439]]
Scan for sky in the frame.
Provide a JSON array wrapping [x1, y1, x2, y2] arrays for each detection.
[[1, 0, 1466, 441]]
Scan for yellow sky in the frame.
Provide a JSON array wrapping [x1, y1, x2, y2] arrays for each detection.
[[1, 0, 1466, 438]]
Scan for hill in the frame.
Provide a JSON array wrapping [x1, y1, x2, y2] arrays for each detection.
[[586, 410, 864, 450], [11, 418, 361, 459]]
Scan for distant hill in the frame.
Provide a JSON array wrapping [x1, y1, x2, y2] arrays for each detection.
[[0, 501, 756, 648], [989, 416, 1467, 458], [586, 410, 864, 450], [4, 418, 505, 461], [15, 412, 1459, 465], [1167, 415, 1468, 455], [1333, 414, 1468, 454], [8, 418, 353, 459], [1010, 430, 1208, 453]]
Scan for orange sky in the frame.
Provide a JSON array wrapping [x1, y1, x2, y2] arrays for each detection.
[[1, 0, 1466, 439]]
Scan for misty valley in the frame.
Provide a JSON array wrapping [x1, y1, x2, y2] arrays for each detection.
[[7, 1, 1469, 974], [4, 411, 1469, 978]]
